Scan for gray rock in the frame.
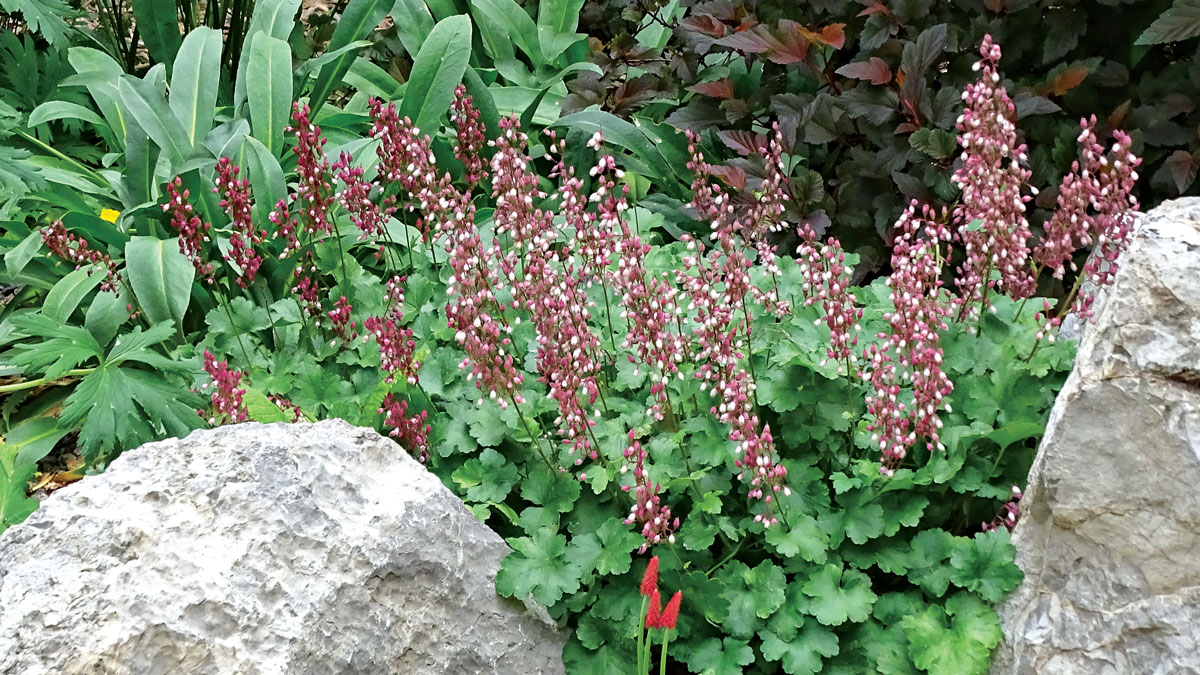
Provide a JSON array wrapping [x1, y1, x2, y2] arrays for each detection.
[[0, 420, 565, 675], [993, 198, 1200, 675]]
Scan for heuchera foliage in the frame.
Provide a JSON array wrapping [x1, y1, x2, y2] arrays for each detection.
[[3, 29, 1140, 675]]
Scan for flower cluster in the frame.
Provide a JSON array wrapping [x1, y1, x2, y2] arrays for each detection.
[[41, 221, 121, 292], [200, 350, 247, 425], [370, 99, 457, 243], [798, 235, 862, 372], [363, 275, 419, 385], [953, 35, 1035, 314], [164, 177, 214, 280], [636, 557, 681, 675], [983, 485, 1023, 533], [379, 392, 430, 463], [864, 202, 954, 475], [326, 295, 356, 342], [288, 102, 335, 238], [450, 84, 487, 187], [622, 432, 678, 549], [214, 157, 266, 287], [269, 395, 305, 423], [334, 150, 390, 244]]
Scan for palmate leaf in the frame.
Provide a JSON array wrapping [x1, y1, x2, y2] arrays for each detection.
[[759, 621, 840, 675], [948, 530, 1023, 603], [495, 528, 583, 606], [720, 560, 787, 637], [901, 593, 1002, 675], [684, 637, 756, 675], [3, 313, 103, 379], [801, 564, 878, 627], [0, 0, 74, 46]]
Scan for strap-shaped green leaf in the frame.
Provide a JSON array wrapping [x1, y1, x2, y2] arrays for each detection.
[[247, 32, 293, 157], [124, 236, 195, 327], [169, 27, 222, 149], [117, 75, 191, 168], [400, 14, 473, 138], [131, 0, 183, 66], [389, 0, 436, 56], [27, 101, 107, 129], [234, 0, 302, 112], [470, 0, 541, 67], [308, 0, 392, 116], [244, 136, 286, 230], [43, 266, 104, 323]]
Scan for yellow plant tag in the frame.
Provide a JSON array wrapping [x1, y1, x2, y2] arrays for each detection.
[[100, 209, 120, 223]]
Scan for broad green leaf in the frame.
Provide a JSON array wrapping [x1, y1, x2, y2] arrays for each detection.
[[43, 266, 105, 323], [462, 67, 500, 140], [721, 560, 787, 637], [551, 110, 676, 187], [248, 33, 294, 156], [0, 441, 38, 533], [169, 27, 222, 148], [243, 386, 290, 423], [131, 0, 183, 65], [244, 137, 286, 227], [235, 0, 302, 112], [6, 417, 70, 466], [118, 75, 191, 168], [308, 0, 392, 116], [389, 0, 436, 55], [27, 100, 107, 129], [801, 564, 878, 626], [124, 236, 194, 327], [565, 518, 642, 578], [537, 0, 584, 36], [765, 514, 829, 563], [470, 0, 541, 66], [5, 231, 43, 277], [495, 528, 583, 606], [451, 448, 517, 502], [521, 464, 582, 512], [948, 530, 1023, 603], [759, 623, 840, 675], [901, 593, 1002, 675], [685, 637, 756, 675], [400, 15, 473, 138], [84, 287, 131, 347]]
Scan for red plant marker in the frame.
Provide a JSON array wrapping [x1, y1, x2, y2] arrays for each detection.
[[640, 557, 659, 596]]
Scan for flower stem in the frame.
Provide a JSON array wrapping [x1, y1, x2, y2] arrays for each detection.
[[0, 369, 95, 393]]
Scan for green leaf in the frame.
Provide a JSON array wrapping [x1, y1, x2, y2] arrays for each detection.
[[399, 14, 473, 138], [125, 236, 194, 327], [0, 441, 38, 532], [909, 127, 957, 160], [6, 417, 69, 466], [563, 636, 637, 675], [470, 0, 542, 66], [906, 528, 957, 597], [242, 386, 290, 423], [451, 447, 517, 502], [721, 560, 787, 637], [901, 593, 1002, 675], [168, 27, 222, 149], [1136, 0, 1200, 45], [308, 0, 393, 116], [244, 136, 286, 228], [801, 564, 878, 626], [118, 75, 192, 168], [495, 528, 583, 606], [685, 637, 755, 675], [2, 0, 73, 46], [4, 313, 103, 379], [759, 622, 840, 675], [536, 0, 584, 61], [247, 33, 294, 157], [5, 231, 43, 277], [567, 518, 642, 579], [765, 514, 829, 563], [43, 266, 105, 323], [27, 100, 107, 129], [389, 0, 436, 56], [205, 296, 272, 339], [551, 110, 677, 188], [235, 0, 302, 112], [521, 463, 582, 512], [949, 530, 1023, 603], [131, 0, 183, 65]]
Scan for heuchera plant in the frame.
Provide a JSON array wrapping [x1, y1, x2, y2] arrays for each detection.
[[8, 34, 1140, 675]]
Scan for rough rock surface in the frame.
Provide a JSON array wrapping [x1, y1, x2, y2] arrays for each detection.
[[0, 420, 565, 675], [993, 198, 1200, 675]]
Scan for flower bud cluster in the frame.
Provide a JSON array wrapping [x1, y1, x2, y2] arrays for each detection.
[[864, 202, 953, 475], [982, 485, 1023, 533], [287, 102, 335, 238], [621, 431, 678, 549], [379, 392, 430, 463], [953, 35, 1035, 315], [798, 236, 862, 372], [214, 157, 266, 287], [200, 350, 247, 425], [326, 295, 356, 342], [363, 275, 419, 385], [164, 177, 214, 280], [41, 221, 121, 292], [450, 84, 487, 187]]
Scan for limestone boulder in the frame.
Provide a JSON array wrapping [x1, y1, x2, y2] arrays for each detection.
[[993, 198, 1200, 674], [0, 419, 565, 675]]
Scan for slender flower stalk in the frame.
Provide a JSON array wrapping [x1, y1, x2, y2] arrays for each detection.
[[200, 350, 248, 425], [214, 157, 266, 287]]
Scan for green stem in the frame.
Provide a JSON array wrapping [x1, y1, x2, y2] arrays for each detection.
[[659, 631, 671, 675], [636, 595, 649, 675], [0, 368, 95, 393], [14, 130, 107, 185]]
